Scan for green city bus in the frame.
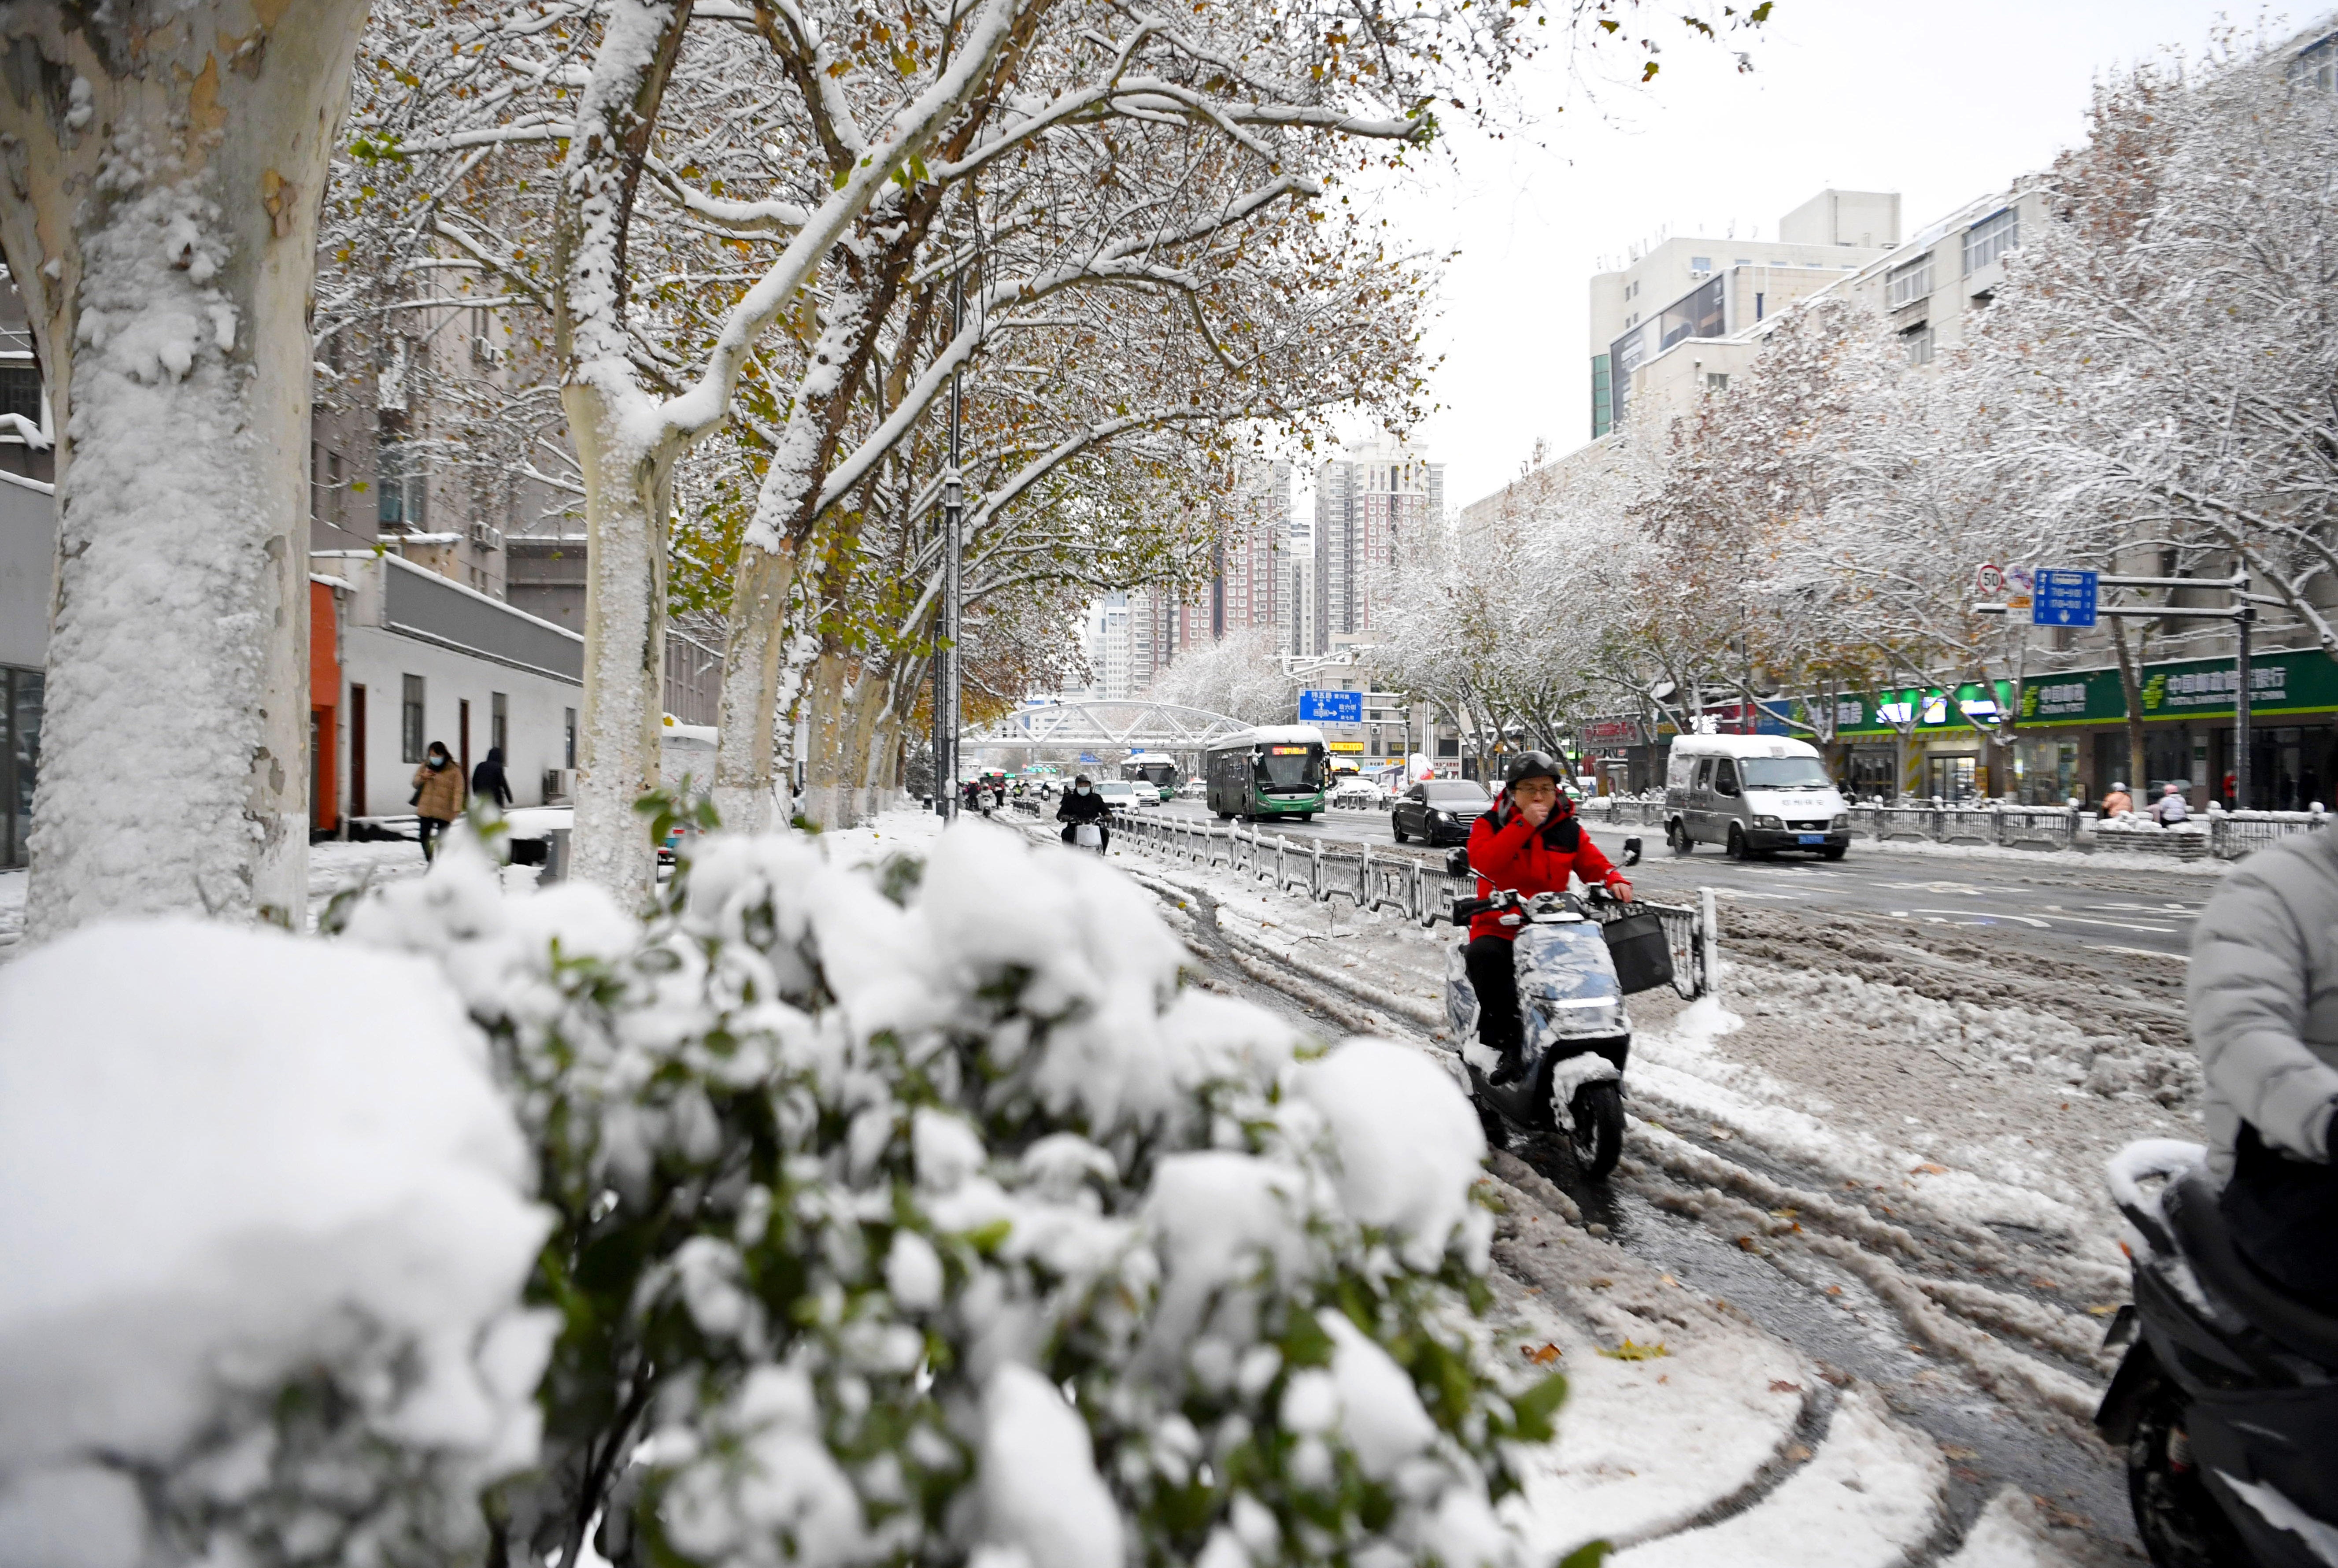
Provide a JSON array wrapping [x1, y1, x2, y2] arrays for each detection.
[[1122, 751, 1180, 802], [1203, 726, 1328, 821]]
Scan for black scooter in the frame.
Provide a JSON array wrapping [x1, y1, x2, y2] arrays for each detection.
[[2096, 1140, 2338, 1567], [1428, 839, 1650, 1180]]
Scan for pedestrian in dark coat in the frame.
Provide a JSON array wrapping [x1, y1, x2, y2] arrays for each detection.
[[471, 746, 513, 810]]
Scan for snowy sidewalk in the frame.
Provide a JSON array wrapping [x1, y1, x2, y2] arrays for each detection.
[[1, 839, 462, 964]]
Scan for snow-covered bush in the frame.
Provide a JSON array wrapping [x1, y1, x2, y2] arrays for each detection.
[[340, 821, 1565, 1568], [0, 920, 554, 1568]]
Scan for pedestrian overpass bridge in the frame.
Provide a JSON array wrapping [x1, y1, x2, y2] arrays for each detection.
[[964, 699, 1251, 754]]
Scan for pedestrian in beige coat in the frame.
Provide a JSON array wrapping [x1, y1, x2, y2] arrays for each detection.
[[411, 741, 465, 862]]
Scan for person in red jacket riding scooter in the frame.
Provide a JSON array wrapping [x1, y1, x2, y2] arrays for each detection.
[[1466, 751, 1634, 1084]]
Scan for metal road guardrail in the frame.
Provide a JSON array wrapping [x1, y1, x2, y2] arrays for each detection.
[[1577, 795, 2329, 862], [1016, 799, 1717, 1000]]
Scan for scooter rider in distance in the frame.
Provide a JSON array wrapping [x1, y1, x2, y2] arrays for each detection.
[[1468, 752, 1633, 1084], [1056, 772, 1110, 853]]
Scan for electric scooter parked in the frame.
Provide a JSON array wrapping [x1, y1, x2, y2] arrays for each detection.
[[2095, 1140, 2338, 1567], [1429, 839, 1653, 1180]]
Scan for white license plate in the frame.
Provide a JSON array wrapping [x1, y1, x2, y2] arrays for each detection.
[[1797, 833, 1825, 845]]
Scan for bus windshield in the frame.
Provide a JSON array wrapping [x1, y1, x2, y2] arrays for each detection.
[[1740, 756, 1831, 789], [1256, 744, 1322, 792]]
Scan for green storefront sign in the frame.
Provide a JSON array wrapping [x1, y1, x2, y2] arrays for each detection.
[[1830, 649, 2338, 740]]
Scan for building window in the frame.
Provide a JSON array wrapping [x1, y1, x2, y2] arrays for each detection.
[[2, 665, 42, 869], [1689, 255, 1711, 273], [2286, 33, 2336, 91], [1964, 207, 2019, 274], [1591, 353, 1613, 438], [377, 435, 426, 529], [1705, 372, 1730, 392], [0, 365, 41, 427], [1903, 324, 1934, 365], [402, 674, 425, 764], [1657, 275, 1726, 352], [1754, 292, 1765, 320], [1886, 255, 1934, 309], [564, 707, 577, 770], [491, 692, 507, 755]]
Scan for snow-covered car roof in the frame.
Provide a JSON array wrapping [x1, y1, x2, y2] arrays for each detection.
[[1666, 734, 1821, 761]]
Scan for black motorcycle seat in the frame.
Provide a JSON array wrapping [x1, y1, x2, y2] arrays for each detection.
[[2165, 1168, 2338, 1367]]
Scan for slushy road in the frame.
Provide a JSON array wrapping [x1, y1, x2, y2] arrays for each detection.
[[1141, 796, 2209, 962]]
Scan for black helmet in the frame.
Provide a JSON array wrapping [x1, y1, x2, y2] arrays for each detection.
[[1503, 751, 1565, 787]]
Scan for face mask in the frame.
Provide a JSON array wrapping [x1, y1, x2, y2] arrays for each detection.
[[429, 755, 448, 769], [1077, 785, 1090, 795]]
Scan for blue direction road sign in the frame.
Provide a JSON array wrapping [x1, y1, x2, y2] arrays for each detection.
[[1298, 689, 1362, 724], [2033, 570, 2098, 627]]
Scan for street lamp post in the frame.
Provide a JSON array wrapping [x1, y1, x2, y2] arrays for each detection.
[[933, 269, 966, 821]]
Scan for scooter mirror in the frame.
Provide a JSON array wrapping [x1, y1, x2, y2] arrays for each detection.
[[1621, 836, 1644, 868], [1444, 847, 1470, 878]]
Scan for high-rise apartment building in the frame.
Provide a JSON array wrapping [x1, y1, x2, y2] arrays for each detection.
[[1588, 189, 1900, 437], [1217, 459, 1291, 641], [1311, 438, 1442, 653]]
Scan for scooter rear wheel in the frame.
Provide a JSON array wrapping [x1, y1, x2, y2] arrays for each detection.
[[1569, 1081, 1624, 1180], [2127, 1375, 2250, 1568]]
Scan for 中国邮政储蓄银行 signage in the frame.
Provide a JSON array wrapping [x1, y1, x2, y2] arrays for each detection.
[[1822, 651, 2336, 738]]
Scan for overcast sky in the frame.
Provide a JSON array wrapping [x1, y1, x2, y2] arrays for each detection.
[[1304, 0, 2256, 515]]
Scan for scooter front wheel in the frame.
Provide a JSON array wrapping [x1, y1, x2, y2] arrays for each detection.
[[1569, 1081, 1624, 1180], [1471, 1086, 1509, 1152]]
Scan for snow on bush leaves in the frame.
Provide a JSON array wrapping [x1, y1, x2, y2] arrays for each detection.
[[0, 918, 554, 1568], [343, 821, 1560, 1567]]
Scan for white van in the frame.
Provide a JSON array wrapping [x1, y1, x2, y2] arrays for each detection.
[[1662, 734, 1850, 860]]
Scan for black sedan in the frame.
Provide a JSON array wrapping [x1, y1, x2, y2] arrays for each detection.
[[1390, 780, 1491, 845]]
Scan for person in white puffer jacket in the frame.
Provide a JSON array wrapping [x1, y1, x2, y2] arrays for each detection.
[[2189, 828, 2338, 1301]]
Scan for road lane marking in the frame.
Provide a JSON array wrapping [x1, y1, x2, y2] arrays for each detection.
[[1914, 908, 2052, 928], [2025, 912, 2180, 933], [2090, 944, 2188, 962]]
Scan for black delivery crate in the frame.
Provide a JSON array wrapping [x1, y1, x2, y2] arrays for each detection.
[[1598, 904, 1675, 995]]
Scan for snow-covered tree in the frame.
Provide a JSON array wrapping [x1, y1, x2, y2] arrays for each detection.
[[3, 4, 373, 940], [332, 0, 1775, 886], [1968, 41, 2338, 656], [1145, 625, 1297, 726]]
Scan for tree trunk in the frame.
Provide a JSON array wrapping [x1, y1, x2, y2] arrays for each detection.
[[840, 662, 889, 820], [2111, 617, 2149, 799], [711, 537, 797, 830], [795, 646, 854, 829], [565, 396, 671, 893], [550, 0, 693, 893], [0, 3, 370, 941]]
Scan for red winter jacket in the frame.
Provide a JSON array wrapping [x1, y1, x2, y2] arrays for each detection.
[[1465, 795, 1622, 942]]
